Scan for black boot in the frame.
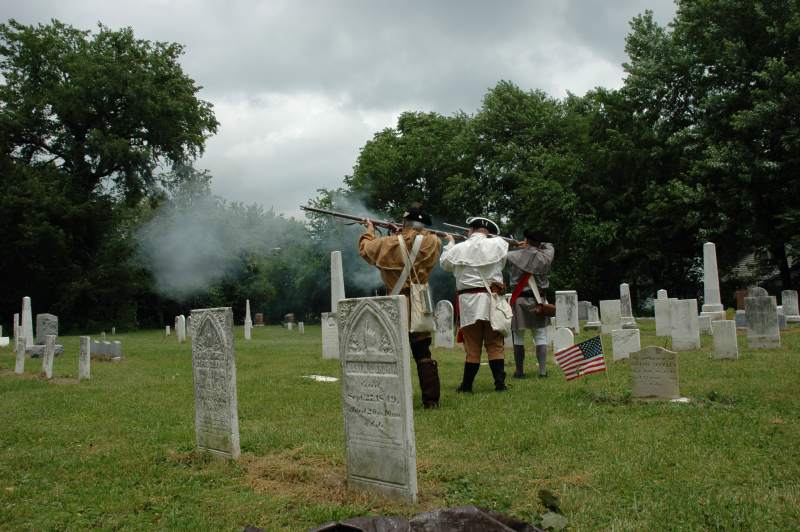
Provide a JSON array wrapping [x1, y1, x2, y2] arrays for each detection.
[[536, 344, 548, 377], [416, 359, 440, 408], [513, 345, 526, 379], [489, 359, 508, 391], [456, 362, 480, 393]]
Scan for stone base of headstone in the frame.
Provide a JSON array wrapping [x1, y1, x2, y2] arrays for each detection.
[[700, 310, 726, 321], [711, 320, 738, 359], [622, 322, 639, 330], [621, 316, 636, 327], [27, 344, 64, 358]]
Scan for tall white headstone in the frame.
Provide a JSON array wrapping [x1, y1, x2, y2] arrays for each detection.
[[79, 336, 91, 380], [338, 296, 417, 503], [165, 325, 171, 336], [13, 313, 19, 341], [15, 334, 26, 374], [700, 242, 725, 320], [434, 300, 455, 348], [555, 290, 580, 333], [322, 312, 340, 359], [191, 307, 240, 459], [655, 297, 676, 337], [298, 322, 305, 334], [21, 297, 33, 348], [745, 296, 780, 349], [42, 335, 56, 379], [611, 329, 641, 361], [781, 290, 799, 323], [619, 283, 636, 326], [670, 299, 700, 351], [599, 299, 622, 334], [244, 299, 253, 340], [331, 251, 346, 313], [177, 315, 187, 343], [553, 327, 574, 353], [711, 320, 738, 359]]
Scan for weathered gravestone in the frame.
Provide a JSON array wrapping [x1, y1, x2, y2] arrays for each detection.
[[585, 305, 601, 329], [599, 299, 622, 334], [191, 307, 240, 459], [331, 251, 346, 312], [91, 340, 123, 360], [698, 315, 712, 334], [578, 301, 591, 322], [165, 325, 171, 336], [555, 291, 579, 333], [298, 322, 305, 334], [654, 297, 676, 337], [619, 283, 636, 326], [42, 335, 56, 379], [700, 242, 725, 320], [177, 315, 187, 343], [546, 324, 556, 348], [748, 286, 768, 297], [79, 336, 91, 380], [782, 290, 800, 323], [745, 296, 780, 349], [244, 299, 252, 340], [21, 296, 33, 348], [338, 295, 417, 503], [611, 328, 641, 361], [35, 313, 58, 345], [254, 313, 264, 326], [657, 289, 668, 300], [553, 327, 574, 354], [434, 300, 455, 349], [777, 307, 788, 331], [711, 320, 738, 359], [322, 312, 340, 359], [15, 335, 26, 374], [670, 299, 700, 351], [735, 310, 747, 328], [630, 346, 679, 400]]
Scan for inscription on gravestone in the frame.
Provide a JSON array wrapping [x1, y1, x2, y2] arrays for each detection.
[[434, 300, 455, 349], [191, 307, 240, 459], [630, 346, 679, 400], [338, 296, 417, 504]]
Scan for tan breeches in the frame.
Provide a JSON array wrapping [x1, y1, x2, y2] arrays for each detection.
[[461, 320, 505, 363]]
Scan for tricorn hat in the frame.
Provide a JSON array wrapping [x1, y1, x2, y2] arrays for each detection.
[[403, 202, 432, 226], [467, 216, 500, 235]]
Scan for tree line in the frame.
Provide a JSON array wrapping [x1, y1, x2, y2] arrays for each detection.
[[1, 1, 797, 331]]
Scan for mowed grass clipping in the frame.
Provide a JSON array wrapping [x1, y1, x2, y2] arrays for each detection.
[[1, 320, 799, 530]]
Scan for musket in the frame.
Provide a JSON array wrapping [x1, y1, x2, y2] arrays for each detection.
[[300, 205, 467, 241], [442, 222, 520, 245]]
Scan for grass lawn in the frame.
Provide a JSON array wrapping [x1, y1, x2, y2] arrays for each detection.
[[1, 319, 799, 530]]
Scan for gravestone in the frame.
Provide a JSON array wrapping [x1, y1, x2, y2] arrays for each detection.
[[15, 335, 26, 374], [434, 300, 455, 349], [657, 289, 668, 300], [337, 295, 417, 503], [165, 325, 171, 336], [578, 301, 591, 321], [546, 324, 556, 347], [745, 296, 780, 349], [191, 307, 240, 459], [700, 242, 725, 320], [13, 313, 19, 341], [698, 315, 712, 334], [599, 299, 622, 334], [585, 305, 601, 329], [782, 290, 800, 322], [331, 251, 346, 313], [21, 296, 33, 348], [654, 297, 676, 337], [777, 307, 787, 331], [553, 327, 574, 354], [177, 315, 187, 343], [748, 286, 768, 297], [734, 310, 747, 328], [611, 329, 641, 361], [101, 331, 106, 340], [244, 299, 253, 340], [555, 291, 579, 333], [27, 343, 64, 358], [287, 322, 294, 331], [42, 335, 55, 379], [298, 322, 305, 334], [35, 314, 58, 345], [322, 312, 340, 359], [670, 299, 700, 351], [90, 340, 123, 361], [619, 283, 636, 326], [711, 320, 738, 359], [630, 346, 679, 400], [187, 316, 194, 339], [111, 327, 116, 336], [79, 336, 91, 380], [254, 313, 264, 326], [0, 338, 7, 348]]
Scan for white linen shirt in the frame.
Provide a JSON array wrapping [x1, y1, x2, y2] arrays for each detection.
[[440, 233, 508, 328]]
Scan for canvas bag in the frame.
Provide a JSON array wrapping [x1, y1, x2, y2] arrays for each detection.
[[393, 234, 435, 333], [528, 274, 556, 317], [477, 266, 513, 337]]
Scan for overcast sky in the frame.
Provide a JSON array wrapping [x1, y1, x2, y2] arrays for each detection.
[[2, 0, 676, 217]]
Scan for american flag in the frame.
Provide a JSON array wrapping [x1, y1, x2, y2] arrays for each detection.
[[554, 336, 606, 381]]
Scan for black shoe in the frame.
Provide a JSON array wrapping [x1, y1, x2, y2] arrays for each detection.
[[513, 370, 526, 379], [513, 345, 525, 379], [457, 362, 480, 393], [456, 384, 473, 393], [489, 359, 507, 392]]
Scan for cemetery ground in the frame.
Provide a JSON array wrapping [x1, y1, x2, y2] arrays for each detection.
[[1, 322, 799, 531]]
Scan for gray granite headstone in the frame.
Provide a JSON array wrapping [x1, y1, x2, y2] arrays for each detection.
[[612, 328, 641, 361], [654, 297, 675, 337], [745, 296, 780, 349], [630, 346, 679, 400], [578, 301, 591, 321], [15, 335, 26, 374], [585, 305, 601, 329], [322, 312, 340, 359], [434, 300, 455, 349], [337, 295, 417, 504], [21, 297, 33, 348], [191, 307, 240, 459], [79, 336, 91, 380], [670, 299, 700, 351], [782, 290, 800, 322], [599, 299, 622, 334], [555, 290, 579, 332], [712, 320, 738, 359]]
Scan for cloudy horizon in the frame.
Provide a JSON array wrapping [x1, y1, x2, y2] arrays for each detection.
[[1, 0, 677, 217]]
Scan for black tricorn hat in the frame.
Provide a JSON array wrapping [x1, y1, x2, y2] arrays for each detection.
[[403, 202, 432, 226]]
